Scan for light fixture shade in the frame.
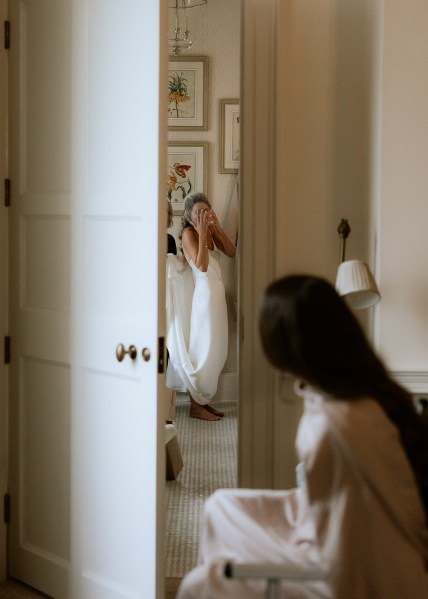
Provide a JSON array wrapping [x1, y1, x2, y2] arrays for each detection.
[[335, 259, 381, 310]]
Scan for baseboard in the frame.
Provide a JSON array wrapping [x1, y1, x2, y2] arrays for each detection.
[[213, 372, 238, 403], [175, 372, 238, 405]]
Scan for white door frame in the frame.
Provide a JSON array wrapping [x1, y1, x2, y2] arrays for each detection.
[[1, 2, 167, 596], [238, 0, 278, 489], [1, 0, 281, 583], [0, 0, 9, 581]]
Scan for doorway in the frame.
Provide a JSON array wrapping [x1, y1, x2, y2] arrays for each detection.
[[5, 1, 165, 597], [164, 0, 241, 580], [3, 0, 282, 596]]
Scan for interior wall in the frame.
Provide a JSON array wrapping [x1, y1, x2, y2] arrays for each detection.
[[376, 0, 428, 378], [275, 0, 380, 282], [167, 0, 240, 233], [168, 0, 240, 382], [272, 0, 428, 384], [269, 0, 382, 486], [240, 0, 428, 489]]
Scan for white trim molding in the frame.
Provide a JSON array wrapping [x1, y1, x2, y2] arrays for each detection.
[[239, 0, 278, 489], [214, 372, 238, 403], [0, 0, 8, 582], [390, 371, 428, 394]]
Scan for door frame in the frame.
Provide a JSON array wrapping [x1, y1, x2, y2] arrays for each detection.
[[0, 0, 281, 583], [238, 0, 278, 489], [0, 0, 9, 581]]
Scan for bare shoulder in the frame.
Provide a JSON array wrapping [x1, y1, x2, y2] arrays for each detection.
[[182, 226, 196, 239], [181, 226, 198, 261], [182, 226, 197, 246]]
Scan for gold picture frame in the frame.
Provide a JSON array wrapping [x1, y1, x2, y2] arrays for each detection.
[[220, 99, 240, 173], [167, 142, 209, 214], [168, 56, 209, 130]]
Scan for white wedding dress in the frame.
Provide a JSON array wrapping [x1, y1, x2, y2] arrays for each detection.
[[166, 251, 228, 404]]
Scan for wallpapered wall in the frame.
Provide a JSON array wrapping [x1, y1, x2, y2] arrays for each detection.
[[167, 0, 241, 379], [167, 0, 241, 242]]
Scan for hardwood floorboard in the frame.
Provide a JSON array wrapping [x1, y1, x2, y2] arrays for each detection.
[[165, 577, 182, 598], [0, 579, 50, 598], [0, 578, 183, 598]]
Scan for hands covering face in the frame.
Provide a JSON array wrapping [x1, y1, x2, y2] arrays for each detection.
[[192, 206, 217, 234]]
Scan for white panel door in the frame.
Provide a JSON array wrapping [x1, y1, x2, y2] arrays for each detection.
[[9, 1, 166, 598], [8, 1, 73, 596]]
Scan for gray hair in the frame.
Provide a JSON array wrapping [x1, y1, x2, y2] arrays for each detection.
[[182, 192, 211, 226]]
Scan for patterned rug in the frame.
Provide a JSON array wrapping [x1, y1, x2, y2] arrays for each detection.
[[165, 395, 237, 577]]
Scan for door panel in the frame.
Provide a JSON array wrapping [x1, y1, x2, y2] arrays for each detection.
[[9, 1, 72, 596], [70, 1, 165, 598], [9, 0, 166, 597]]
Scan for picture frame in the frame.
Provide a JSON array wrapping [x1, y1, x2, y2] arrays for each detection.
[[168, 56, 209, 130], [220, 99, 240, 173], [167, 142, 208, 215]]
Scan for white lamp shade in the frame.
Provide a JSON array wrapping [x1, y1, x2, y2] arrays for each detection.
[[336, 260, 381, 310]]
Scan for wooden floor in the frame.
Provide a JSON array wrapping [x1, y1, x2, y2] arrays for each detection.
[[0, 580, 49, 598], [0, 578, 182, 598], [165, 578, 182, 598]]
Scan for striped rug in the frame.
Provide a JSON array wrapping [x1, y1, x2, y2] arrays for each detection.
[[165, 395, 238, 577]]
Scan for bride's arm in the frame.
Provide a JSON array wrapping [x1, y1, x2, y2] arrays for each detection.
[[208, 210, 236, 257], [182, 214, 210, 272]]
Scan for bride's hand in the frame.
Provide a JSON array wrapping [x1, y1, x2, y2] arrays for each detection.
[[193, 209, 210, 237], [207, 209, 220, 231]]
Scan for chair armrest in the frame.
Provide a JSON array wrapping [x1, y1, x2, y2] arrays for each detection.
[[224, 561, 325, 581], [224, 562, 325, 599]]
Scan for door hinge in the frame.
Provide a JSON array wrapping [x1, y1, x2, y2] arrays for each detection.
[[4, 336, 10, 364], [4, 493, 10, 524], [158, 336, 165, 374], [4, 179, 11, 207], [4, 21, 10, 50]]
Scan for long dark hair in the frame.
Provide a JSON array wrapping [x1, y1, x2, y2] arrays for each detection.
[[259, 274, 428, 522]]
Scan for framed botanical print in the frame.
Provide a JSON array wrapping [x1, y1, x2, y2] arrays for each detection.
[[168, 56, 208, 130], [167, 142, 208, 214], [220, 98, 240, 173]]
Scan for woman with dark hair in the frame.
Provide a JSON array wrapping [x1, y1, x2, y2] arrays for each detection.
[[167, 200, 177, 255], [178, 274, 428, 598], [166, 193, 236, 421]]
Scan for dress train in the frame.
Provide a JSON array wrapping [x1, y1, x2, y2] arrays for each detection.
[[166, 252, 228, 405]]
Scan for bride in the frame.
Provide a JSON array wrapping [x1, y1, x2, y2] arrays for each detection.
[[166, 192, 236, 421]]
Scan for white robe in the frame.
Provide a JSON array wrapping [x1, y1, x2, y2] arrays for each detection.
[[178, 383, 428, 598], [166, 252, 228, 405]]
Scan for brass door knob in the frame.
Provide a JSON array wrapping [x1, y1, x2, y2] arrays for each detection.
[[116, 343, 137, 362], [142, 347, 151, 362]]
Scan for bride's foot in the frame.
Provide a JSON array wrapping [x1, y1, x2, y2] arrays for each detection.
[[204, 404, 224, 418], [190, 398, 221, 421]]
